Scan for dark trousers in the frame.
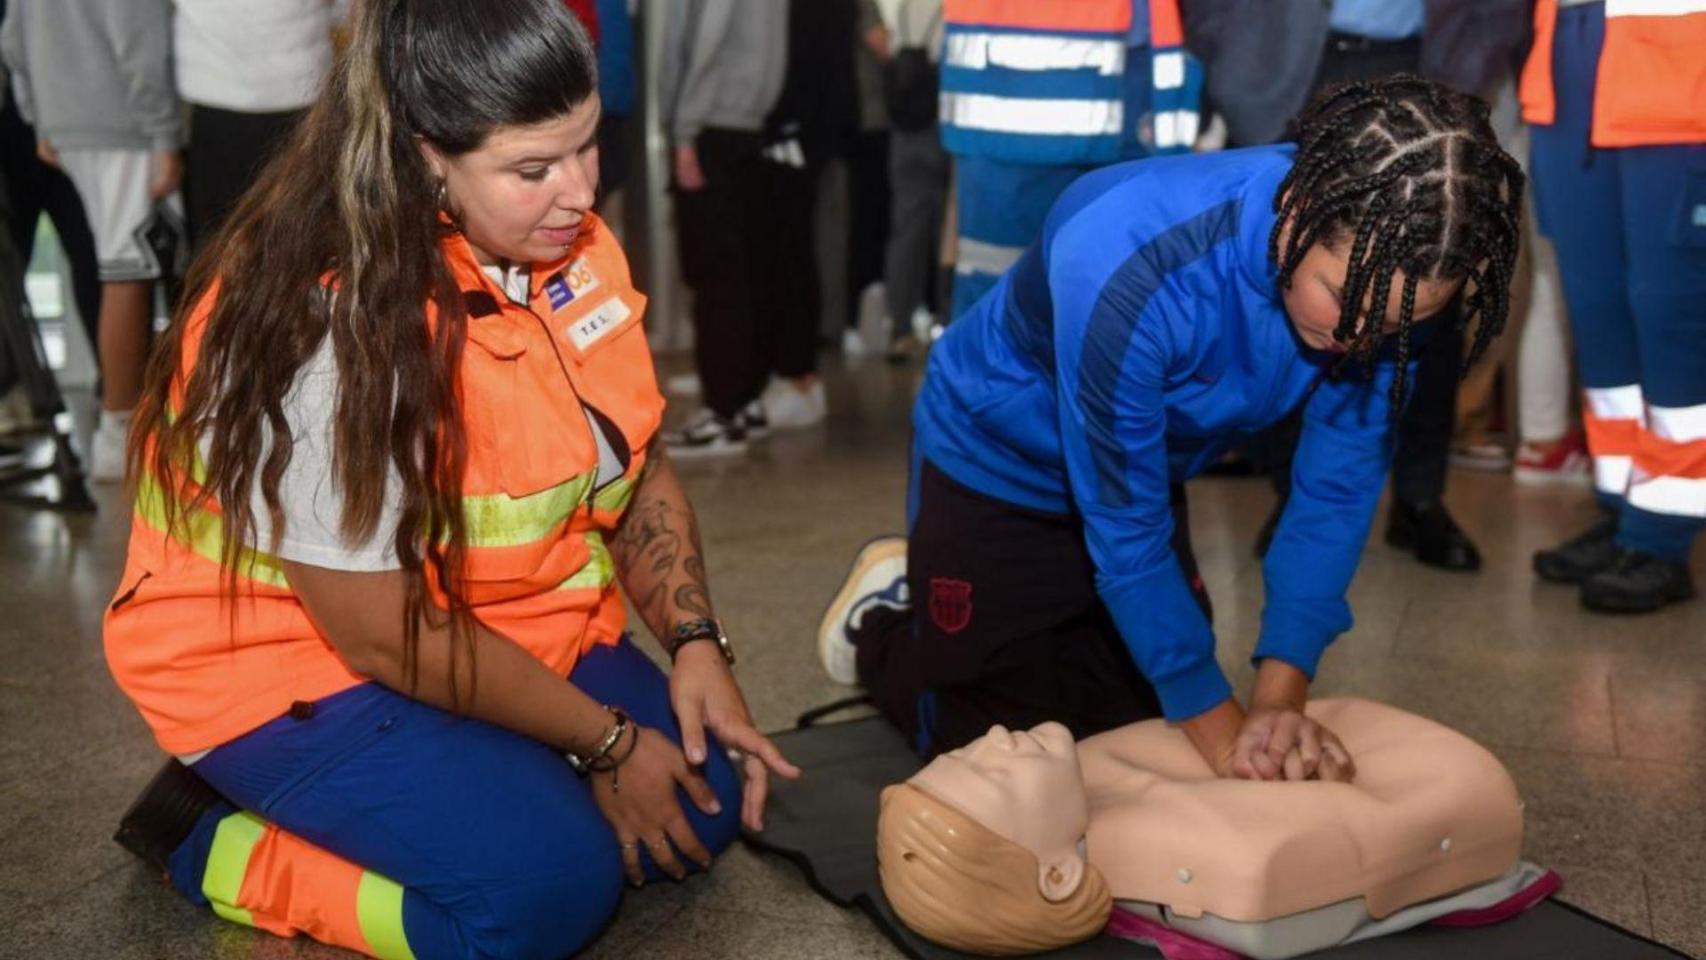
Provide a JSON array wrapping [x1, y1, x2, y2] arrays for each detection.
[[0, 90, 101, 394], [883, 127, 949, 338], [676, 128, 822, 419], [854, 459, 1209, 758], [1266, 33, 1460, 507], [845, 129, 891, 327], [184, 105, 305, 252]]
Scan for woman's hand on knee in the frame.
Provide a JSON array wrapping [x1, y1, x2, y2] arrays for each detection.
[[591, 725, 718, 885], [669, 644, 801, 833]]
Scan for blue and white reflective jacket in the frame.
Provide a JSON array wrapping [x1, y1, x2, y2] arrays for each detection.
[[914, 145, 1423, 722], [938, 0, 1203, 164]]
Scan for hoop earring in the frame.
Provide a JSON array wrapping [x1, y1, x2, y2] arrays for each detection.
[[435, 179, 461, 231]]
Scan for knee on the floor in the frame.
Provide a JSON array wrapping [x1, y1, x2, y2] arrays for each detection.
[[458, 835, 626, 960]]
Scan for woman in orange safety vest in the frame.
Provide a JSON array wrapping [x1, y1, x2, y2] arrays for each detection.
[[101, 2, 797, 957]]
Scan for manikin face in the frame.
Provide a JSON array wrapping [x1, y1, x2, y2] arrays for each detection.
[[1281, 236, 1462, 355], [422, 96, 602, 267], [910, 722, 1089, 901]]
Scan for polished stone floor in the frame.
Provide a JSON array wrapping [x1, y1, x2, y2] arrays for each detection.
[[2, 358, 1702, 959]]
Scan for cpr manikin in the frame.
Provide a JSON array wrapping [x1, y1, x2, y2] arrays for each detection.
[[877, 699, 1532, 958]]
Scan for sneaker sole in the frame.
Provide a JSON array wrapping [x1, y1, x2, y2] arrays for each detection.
[[1512, 467, 1593, 488], [816, 535, 908, 685], [665, 440, 749, 461]]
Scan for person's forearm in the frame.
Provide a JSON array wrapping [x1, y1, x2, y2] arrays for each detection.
[[1180, 697, 1245, 772], [283, 562, 616, 756], [1251, 658, 1310, 710], [609, 445, 716, 652]]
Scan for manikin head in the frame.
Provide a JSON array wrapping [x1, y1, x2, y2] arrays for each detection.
[[877, 723, 1111, 955]]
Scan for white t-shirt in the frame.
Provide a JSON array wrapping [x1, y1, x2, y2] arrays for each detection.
[[173, 0, 347, 113], [245, 263, 625, 572]]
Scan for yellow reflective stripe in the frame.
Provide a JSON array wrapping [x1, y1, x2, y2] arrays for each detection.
[[462, 473, 594, 548], [356, 871, 417, 960], [202, 811, 266, 928], [134, 470, 290, 589], [591, 476, 637, 514], [559, 531, 615, 591]]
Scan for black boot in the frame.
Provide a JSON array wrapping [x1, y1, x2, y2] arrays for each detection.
[[113, 759, 228, 873], [1580, 551, 1696, 614], [1385, 500, 1481, 571], [1534, 513, 1619, 584]]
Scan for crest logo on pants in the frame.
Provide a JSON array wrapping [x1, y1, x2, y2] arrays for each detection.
[[929, 577, 973, 635]]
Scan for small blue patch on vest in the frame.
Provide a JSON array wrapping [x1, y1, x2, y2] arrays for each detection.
[[546, 273, 574, 311], [1692, 204, 1706, 229]]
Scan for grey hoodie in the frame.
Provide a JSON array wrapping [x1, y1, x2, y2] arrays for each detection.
[[658, 0, 789, 144], [1, 0, 180, 152]]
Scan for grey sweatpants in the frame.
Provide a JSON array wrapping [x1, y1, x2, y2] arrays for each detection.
[[882, 126, 949, 340]]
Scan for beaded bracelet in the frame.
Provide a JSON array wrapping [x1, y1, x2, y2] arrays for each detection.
[[565, 707, 631, 776]]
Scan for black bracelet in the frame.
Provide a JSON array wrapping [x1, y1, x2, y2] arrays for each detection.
[[668, 617, 734, 664], [565, 707, 631, 776], [589, 722, 641, 792]]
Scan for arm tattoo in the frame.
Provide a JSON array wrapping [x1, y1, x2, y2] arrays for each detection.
[[610, 459, 715, 642]]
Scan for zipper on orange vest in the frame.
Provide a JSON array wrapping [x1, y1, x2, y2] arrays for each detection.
[[521, 303, 601, 521]]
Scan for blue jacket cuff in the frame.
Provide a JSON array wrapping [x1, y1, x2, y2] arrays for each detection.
[[1253, 598, 1351, 680], [1152, 657, 1234, 722]]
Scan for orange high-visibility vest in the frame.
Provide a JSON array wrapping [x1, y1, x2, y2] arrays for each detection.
[[103, 213, 663, 755], [1520, 0, 1706, 147]]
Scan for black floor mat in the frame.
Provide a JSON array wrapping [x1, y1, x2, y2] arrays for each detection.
[[742, 716, 1694, 960]]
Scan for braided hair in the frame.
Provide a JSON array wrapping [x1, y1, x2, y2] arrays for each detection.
[[1268, 75, 1524, 411]]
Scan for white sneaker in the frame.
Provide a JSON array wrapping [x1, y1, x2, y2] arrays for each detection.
[[664, 408, 748, 460], [841, 327, 869, 360], [856, 283, 888, 356], [816, 536, 909, 685], [763, 378, 827, 430], [88, 415, 130, 482]]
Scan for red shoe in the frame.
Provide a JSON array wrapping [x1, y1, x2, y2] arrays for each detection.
[[1513, 433, 1592, 487]]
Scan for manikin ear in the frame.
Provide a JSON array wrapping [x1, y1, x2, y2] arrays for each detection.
[[1037, 850, 1085, 903]]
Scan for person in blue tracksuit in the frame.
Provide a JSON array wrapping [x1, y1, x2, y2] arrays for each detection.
[[817, 76, 1524, 778]]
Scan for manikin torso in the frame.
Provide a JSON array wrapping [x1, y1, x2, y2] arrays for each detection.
[[910, 699, 1524, 927], [1078, 698, 1523, 923]]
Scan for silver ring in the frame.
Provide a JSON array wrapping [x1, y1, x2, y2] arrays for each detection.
[[620, 842, 638, 851]]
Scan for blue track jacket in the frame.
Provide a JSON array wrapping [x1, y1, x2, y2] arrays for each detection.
[[914, 144, 1420, 722]]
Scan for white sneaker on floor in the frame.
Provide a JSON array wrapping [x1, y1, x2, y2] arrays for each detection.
[[87, 417, 129, 482], [664, 408, 748, 459], [764, 378, 827, 430], [841, 327, 869, 360], [816, 536, 909, 685], [855, 283, 888, 356]]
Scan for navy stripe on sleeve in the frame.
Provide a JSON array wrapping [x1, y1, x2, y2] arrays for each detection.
[[1076, 200, 1242, 507]]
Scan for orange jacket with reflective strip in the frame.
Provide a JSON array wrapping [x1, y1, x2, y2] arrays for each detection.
[[103, 214, 663, 755], [1520, 0, 1706, 147]]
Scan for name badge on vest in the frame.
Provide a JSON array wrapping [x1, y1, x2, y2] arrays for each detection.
[[545, 258, 602, 312], [566, 297, 632, 352]]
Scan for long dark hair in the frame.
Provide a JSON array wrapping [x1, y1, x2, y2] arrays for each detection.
[[131, 0, 598, 700], [1269, 75, 1525, 409]]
